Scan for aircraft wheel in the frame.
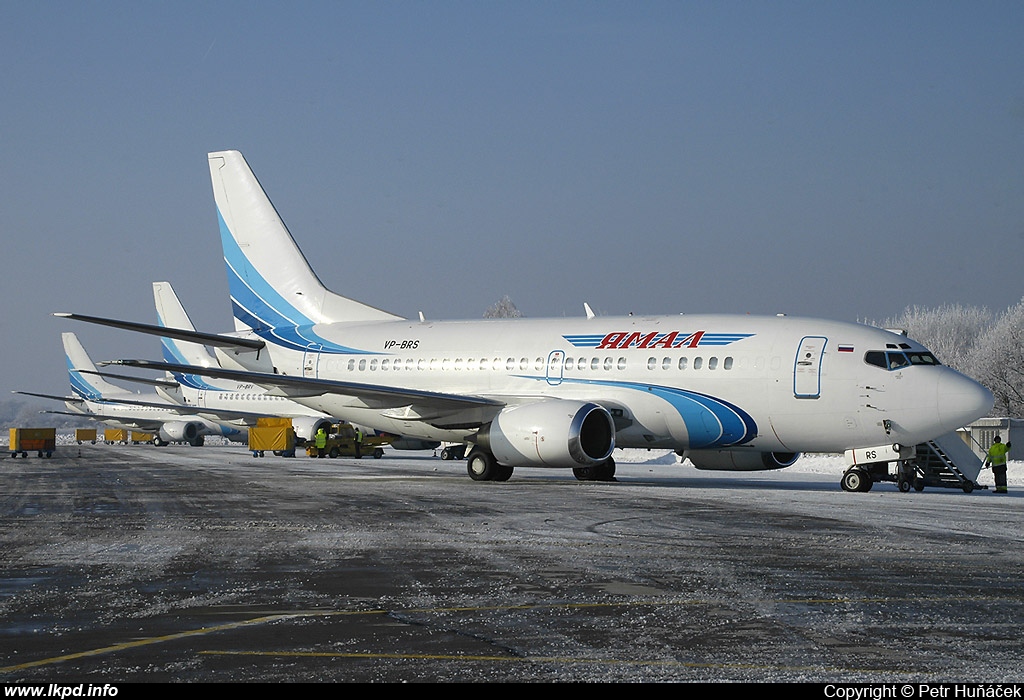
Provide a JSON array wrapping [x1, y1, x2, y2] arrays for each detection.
[[467, 449, 499, 481], [440, 447, 452, 460], [841, 468, 871, 493], [573, 466, 596, 481], [595, 457, 616, 481]]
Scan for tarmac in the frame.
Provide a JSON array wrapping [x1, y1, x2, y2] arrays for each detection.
[[1, 443, 1023, 683]]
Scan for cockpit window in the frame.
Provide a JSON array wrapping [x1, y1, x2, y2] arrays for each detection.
[[865, 350, 941, 371]]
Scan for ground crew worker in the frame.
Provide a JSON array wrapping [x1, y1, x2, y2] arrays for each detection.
[[354, 427, 363, 459], [984, 435, 1011, 494], [314, 427, 328, 458]]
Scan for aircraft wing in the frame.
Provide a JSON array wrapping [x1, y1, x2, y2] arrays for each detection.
[[107, 359, 506, 420]]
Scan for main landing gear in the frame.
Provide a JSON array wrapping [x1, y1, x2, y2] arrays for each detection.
[[464, 448, 617, 483]]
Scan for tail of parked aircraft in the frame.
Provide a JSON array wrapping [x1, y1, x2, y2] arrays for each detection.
[[208, 150, 403, 334], [152, 281, 217, 368], [63, 332, 128, 401]]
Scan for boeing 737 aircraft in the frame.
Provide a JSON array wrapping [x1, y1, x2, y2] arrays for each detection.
[[60, 149, 994, 483], [16, 333, 245, 446]]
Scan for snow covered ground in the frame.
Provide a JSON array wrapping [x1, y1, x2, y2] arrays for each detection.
[[615, 448, 1024, 490]]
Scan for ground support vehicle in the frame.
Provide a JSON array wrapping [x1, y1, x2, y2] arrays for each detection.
[[306, 423, 389, 459], [75, 428, 97, 444], [9, 428, 56, 458], [250, 418, 296, 457]]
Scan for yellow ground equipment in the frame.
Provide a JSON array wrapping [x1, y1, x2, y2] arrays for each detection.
[[75, 428, 98, 444], [249, 417, 296, 457], [103, 429, 128, 444], [9, 428, 56, 458]]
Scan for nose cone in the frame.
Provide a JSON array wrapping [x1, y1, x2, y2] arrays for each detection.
[[936, 370, 994, 431]]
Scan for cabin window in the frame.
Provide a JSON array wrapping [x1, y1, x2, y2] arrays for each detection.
[[678, 357, 688, 370], [724, 357, 734, 370], [617, 357, 627, 370], [358, 359, 367, 371], [708, 357, 718, 370], [591, 358, 600, 370], [381, 359, 390, 370], [693, 357, 703, 370], [647, 357, 657, 370], [565, 357, 575, 370]]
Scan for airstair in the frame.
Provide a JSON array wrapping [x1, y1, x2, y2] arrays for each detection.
[[841, 431, 985, 493], [910, 434, 985, 493]]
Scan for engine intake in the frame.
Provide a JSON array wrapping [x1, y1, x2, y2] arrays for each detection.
[[158, 420, 203, 445], [477, 400, 615, 468]]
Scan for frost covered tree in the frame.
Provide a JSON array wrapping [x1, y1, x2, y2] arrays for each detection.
[[484, 295, 523, 319], [969, 298, 1024, 417], [871, 304, 994, 374]]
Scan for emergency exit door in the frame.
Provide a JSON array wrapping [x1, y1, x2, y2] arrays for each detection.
[[793, 336, 827, 398]]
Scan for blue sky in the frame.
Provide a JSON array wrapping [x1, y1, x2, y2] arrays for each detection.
[[2, 1, 1022, 398]]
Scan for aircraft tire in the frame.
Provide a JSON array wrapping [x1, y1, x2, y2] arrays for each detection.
[[467, 449, 500, 481], [574, 458, 616, 482], [841, 468, 871, 493]]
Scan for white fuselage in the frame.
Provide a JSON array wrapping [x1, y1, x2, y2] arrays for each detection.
[[246, 312, 991, 455]]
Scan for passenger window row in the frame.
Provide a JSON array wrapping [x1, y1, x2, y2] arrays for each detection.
[[343, 356, 735, 372]]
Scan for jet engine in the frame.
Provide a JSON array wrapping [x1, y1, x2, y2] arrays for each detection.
[[290, 416, 335, 443], [476, 400, 615, 468], [157, 420, 204, 446], [685, 449, 800, 471]]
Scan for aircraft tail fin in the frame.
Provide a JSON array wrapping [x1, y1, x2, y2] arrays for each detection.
[[208, 150, 403, 333], [63, 332, 128, 401], [152, 281, 217, 368]]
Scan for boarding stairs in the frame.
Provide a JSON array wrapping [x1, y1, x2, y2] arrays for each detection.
[[910, 432, 985, 493]]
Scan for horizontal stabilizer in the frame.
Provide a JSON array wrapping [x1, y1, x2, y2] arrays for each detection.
[[13, 390, 84, 404], [78, 369, 179, 389], [54, 312, 265, 351]]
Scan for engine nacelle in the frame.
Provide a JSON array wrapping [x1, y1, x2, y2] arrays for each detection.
[[686, 449, 801, 471], [158, 420, 203, 445], [290, 416, 334, 443], [477, 400, 615, 468]]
